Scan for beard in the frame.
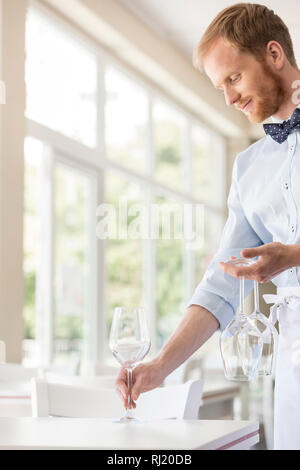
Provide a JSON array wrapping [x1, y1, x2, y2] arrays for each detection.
[[244, 60, 286, 123]]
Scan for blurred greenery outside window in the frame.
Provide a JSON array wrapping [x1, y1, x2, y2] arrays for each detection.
[[24, 6, 226, 365], [53, 164, 92, 364]]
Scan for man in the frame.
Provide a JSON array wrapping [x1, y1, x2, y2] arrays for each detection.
[[116, 3, 300, 450]]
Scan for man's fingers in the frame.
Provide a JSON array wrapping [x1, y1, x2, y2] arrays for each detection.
[[219, 262, 257, 279], [116, 378, 127, 398], [116, 367, 141, 410], [131, 378, 142, 401], [241, 247, 263, 258], [116, 389, 127, 407], [115, 367, 129, 403]]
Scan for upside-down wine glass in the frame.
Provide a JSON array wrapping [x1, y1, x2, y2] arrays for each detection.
[[219, 258, 263, 381], [109, 307, 151, 423]]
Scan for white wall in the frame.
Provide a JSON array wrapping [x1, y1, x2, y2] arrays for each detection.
[[0, 0, 27, 362]]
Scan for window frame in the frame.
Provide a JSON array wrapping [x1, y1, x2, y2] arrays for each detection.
[[25, 3, 227, 365]]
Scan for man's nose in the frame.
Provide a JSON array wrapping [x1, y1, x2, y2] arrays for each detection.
[[224, 86, 240, 107]]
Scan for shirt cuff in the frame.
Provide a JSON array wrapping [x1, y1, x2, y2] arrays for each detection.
[[187, 288, 235, 331]]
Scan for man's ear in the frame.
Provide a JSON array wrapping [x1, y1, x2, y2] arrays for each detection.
[[266, 40, 285, 70]]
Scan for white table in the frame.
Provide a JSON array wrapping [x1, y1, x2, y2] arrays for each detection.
[[0, 417, 259, 450]]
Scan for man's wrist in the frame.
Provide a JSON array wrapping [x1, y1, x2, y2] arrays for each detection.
[[285, 244, 300, 268], [152, 353, 172, 376]]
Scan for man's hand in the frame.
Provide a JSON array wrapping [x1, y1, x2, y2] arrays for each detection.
[[115, 305, 219, 410], [115, 359, 166, 410], [218, 242, 299, 283]]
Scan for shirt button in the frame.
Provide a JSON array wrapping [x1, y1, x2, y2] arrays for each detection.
[[291, 225, 295, 232], [290, 146, 294, 152], [284, 183, 289, 189], [290, 269, 294, 274]]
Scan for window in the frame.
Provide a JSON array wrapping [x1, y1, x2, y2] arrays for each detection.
[[26, 8, 97, 148], [155, 195, 185, 348], [191, 125, 225, 209], [153, 100, 186, 190], [53, 162, 95, 364], [105, 171, 144, 337], [24, 5, 226, 367], [105, 67, 149, 173]]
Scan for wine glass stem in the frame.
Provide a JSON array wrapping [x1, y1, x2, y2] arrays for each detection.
[[254, 280, 260, 312], [240, 277, 245, 314], [126, 367, 133, 419]]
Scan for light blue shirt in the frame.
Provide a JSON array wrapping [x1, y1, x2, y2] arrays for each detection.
[[188, 107, 300, 331]]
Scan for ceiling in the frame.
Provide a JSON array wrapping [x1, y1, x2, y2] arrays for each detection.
[[118, 0, 300, 64]]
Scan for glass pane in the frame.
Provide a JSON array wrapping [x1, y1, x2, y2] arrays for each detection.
[[105, 171, 144, 356], [26, 8, 97, 148], [54, 164, 93, 364], [194, 211, 225, 284], [192, 126, 211, 201], [156, 195, 185, 349], [23, 137, 43, 364], [105, 67, 148, 172], [192, 125, 224, 206], [154, 101, 186, 190]]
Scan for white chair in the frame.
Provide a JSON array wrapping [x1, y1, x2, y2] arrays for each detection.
[[44, 373, 116, 389], [31, 377, 203, 420]]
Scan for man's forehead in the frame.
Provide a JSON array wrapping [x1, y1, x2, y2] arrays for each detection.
[[203, 38, 244, 85]]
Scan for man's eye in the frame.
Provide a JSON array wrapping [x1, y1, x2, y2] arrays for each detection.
[[231, 74, 240, 83]]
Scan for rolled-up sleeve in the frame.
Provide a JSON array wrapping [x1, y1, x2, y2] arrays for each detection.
[[188, 156, 263, 331]]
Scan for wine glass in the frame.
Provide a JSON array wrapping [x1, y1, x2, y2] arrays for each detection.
[[109, 306, 151, 423], [247, 280, 278, 376], [220, 258, 263, 381]]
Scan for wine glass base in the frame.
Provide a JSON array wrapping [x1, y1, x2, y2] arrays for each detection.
[[113, 416, 142, 424]]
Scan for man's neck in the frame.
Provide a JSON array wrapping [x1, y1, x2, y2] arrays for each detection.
[[273, 67, 300, 120]]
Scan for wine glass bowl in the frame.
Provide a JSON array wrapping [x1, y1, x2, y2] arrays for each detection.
[[109, 306, 151, 423], [220, 313, 262, 381], [248, 280, 278, 376]]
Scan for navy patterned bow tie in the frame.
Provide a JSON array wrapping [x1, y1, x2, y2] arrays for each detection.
[[263, 107, 300, 144]]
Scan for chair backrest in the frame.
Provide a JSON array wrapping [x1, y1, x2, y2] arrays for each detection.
[[31, 378, 203, 420], [0, 363, 39, 382], [44, 373, 116, 389]]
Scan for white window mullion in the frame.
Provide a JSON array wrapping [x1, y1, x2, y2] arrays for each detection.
[[35, 144, 55, 367], [82, 169, 103, 368], [184, 122, 195, 300], [143, 91, 157, 354], [95, 170, 106, 365], [95, 53, 107, 365]]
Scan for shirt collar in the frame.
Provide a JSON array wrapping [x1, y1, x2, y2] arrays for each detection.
[[271, 104, 300, 123]]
